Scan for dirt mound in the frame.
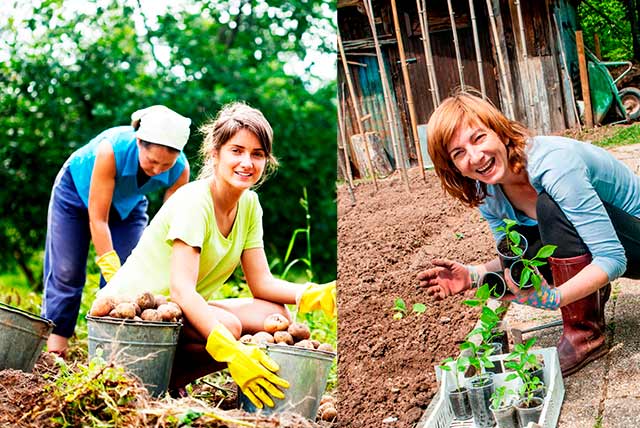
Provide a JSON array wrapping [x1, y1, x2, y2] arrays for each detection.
[[0, 353, 330, 428], [337, 168, 495, 427]]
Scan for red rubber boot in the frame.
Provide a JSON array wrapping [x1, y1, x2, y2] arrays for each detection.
[[549, 254, 609, 377]]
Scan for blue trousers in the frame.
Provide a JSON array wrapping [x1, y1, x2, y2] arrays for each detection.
[[41, 166, 148, 337]]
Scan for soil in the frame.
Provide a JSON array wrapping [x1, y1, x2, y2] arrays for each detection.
[[337, 168, 496, 427], [0, 353, 334, 428]]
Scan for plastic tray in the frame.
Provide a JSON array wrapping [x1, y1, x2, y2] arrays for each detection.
[[420, 347, 564, 428]]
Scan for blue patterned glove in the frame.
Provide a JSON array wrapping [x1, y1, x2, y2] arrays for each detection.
[[505, 269, 561, 310]]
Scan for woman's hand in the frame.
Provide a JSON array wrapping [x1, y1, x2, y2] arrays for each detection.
[[296, 281, 336, 317], [503, 267, 561, 310], [417, 259, 473, 300]]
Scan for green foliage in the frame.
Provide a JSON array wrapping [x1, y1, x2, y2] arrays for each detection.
[[490, 385, 515, 410], [578, 0, 633, 61], [593, 123, 640, 147], [392, 298, 427, 319], [0, 0, 336, 286], [464, 283, 507, 345], [514, 245, 557, 292], [496, 218, 523, 257], [504, 338, 544, 405], [439, 354, 470, 391]]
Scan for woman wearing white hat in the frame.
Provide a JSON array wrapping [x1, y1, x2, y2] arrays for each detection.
[[42, 105, 192, 356]]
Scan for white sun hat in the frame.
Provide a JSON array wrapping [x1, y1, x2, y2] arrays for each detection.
[[131, 105, 191, 151]]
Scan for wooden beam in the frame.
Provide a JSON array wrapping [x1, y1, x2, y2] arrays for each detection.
[[390, 0, 425, 179], [576, 30, 593, 128]]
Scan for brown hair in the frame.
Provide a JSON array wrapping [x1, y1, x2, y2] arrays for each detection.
[[197, 102, 279, 185], [427, 92, 531, 207]]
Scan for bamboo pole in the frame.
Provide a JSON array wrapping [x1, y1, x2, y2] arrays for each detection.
[[390, 0, 425, 179], [468, 0, 487, 98], [338, 86, 356, 205], [485, 0, 515, 119], [338, 33, 378, 190], [446, 0, 466, 90], [576, 30, 593, 128], [362, 0, 410, 191], [514, 0, 536, 129], [594, 33, 601, 60], [416, 0, 440, 106]]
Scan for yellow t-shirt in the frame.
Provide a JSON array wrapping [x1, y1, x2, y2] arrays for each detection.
[[101, 179, 263, 300]]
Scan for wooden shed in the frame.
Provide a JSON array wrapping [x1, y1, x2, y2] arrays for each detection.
[[338, 0, 583, 179]]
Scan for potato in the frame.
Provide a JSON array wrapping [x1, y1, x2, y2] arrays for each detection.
[[141, 309, 162, 322], [310, 339, 321, 349], [154, 295, 169, 307], [273, 331, 294, 345], [263, 313, 290, 334], [287, 322, 311, 341], [321, 406, 337, 421], [157, 304, 177, 322], [318, 343, 335, 353], [108, 309, 117, 318], [320, 395, 336, 406], [133, 303, 142, 316], [166, 302, 183, 318], [294, 339, 315, 349], [240, 334, 253, 344], [252, 331, 275, 344], [133, 316, 143, 322], [318, 402, 334, 414], [135, 292, 156, 311], [89, 296, 115, 317], [113, 302, 136, 319]]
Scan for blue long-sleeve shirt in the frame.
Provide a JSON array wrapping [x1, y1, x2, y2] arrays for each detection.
[[479, 136, 640, 281]]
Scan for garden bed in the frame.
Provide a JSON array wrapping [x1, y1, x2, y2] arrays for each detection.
[[337, 168, 496, 427]]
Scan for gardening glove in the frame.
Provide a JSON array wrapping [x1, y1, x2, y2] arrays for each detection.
[[504, 268, 561, 310], [205, 323, 289, 409], [296, 281, 336, 317], [95, 250, 121, 283]]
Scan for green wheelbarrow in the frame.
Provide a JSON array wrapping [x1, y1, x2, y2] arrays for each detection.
[[585, 53, 640, 124]]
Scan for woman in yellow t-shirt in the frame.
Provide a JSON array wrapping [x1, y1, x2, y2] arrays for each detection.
[[100, 102, 335, 409]]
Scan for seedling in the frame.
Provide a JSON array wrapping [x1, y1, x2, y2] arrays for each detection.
[[504, 337, 545, 406], [392, 298, 406, 319], [496, 218, 523, 256], [412, 303, 427, 314], [512, 244, 557, 292], [464, 283, 507, 347], [490, 385, 515, 410], [440, 355, 470, 392], [455, 232, 465, 240]]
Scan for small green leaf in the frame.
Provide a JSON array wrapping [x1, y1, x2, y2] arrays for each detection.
[[535, 244, 557, 259], [412, 303, 427, 314], [392, 312, 403, 320]]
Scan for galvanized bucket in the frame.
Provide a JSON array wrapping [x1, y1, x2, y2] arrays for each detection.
[[87, 315, 181, 397], [238, 343, 336, 420], [0, 302, 54, 372]]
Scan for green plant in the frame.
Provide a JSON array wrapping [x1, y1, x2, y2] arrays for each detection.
[[496, 218, 524, 256], [440, 354, 471, 392], [490, 385, 515, 410], [513, 245, 557, 292], [392, 298, 427, 319], [504, 338, 544, 405], [464, 283, 507, 346]]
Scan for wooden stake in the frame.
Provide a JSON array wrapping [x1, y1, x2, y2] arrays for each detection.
[[485, 0, 515, 119], [363, 0, 410, 191], [468, 0, 486, 98], [390, 0, 425, 179], [553, 15, 581, 130], [576, 30, 593, 128], [416, 0, 440, 106], [338, 33, 378, 190], [514, 0, 536, 129], [446, 0, 466, 90], [594, 33, 601, 60], [338, 87, 356, 205]]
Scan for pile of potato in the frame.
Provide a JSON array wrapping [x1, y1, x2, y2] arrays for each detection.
[[89, 292, 182, 323], [317, 394, 337, 421], [240, 313, 335, 353]]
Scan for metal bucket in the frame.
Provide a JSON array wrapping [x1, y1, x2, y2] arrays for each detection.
[[238, 343, 336, 420], [87, 315, 181, 397], [0, 302, 54, 372]]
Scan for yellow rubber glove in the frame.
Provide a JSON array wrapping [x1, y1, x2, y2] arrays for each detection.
[[205, 323, 289, 409], [297, 281, 337, 317], [95, 250, 121, 283]]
